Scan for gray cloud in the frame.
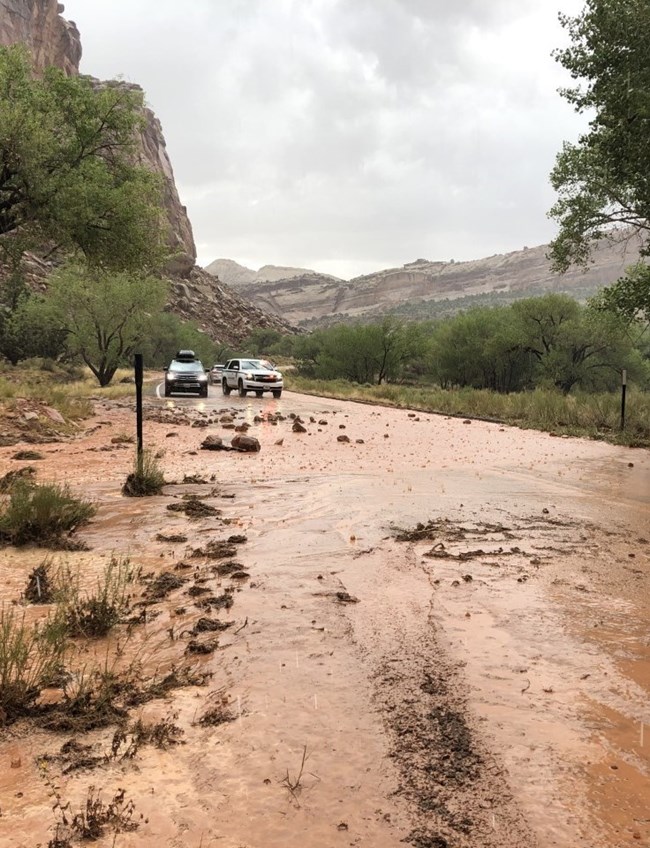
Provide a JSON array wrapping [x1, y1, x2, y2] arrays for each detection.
[[63, 0, 585, 278]]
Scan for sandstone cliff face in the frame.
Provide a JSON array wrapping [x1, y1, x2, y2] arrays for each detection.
[[130, 86, 196, 276], [0, 1, 196, 277], [0, 0, 81, 75], [211, 237, 644, 326]]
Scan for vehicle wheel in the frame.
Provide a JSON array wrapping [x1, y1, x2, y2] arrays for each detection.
[[222, 379, 231, 396], [200, 387, 208, 398], [238, 380, 247, 397], [255, 390, 263, 397], [164, 386, 171, 397], [272, 390, 282, 399]]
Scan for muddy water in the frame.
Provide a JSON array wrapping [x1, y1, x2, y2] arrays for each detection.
[[1, 390, 649, 848]]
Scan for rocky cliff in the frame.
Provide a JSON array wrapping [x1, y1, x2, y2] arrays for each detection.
[[0, 0, 81, 75], [210, 237, 644, 326]]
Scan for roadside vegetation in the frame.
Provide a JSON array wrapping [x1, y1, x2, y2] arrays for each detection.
[[0, 481, 96, 548], [239, 294, 650, 447], [289, 377, 650, 446]]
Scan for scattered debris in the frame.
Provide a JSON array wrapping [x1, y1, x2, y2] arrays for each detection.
[[335, 591, 360, 604], [167, 497, 221, 519], [155, 533, 188, 543], [191, 540, 237, 560]]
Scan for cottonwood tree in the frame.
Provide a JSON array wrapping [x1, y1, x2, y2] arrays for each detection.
[[512, 294, 641, 393], [428, 307, 532, 392], [549, 0, 650, 273], [47, 263, 168, 386], [594, 262, 650, 326], [0, 44, 166, 283], [296, 318, 424, 385]]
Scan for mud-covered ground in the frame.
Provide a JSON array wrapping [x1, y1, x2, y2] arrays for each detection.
[[0, 388, 649, 848]]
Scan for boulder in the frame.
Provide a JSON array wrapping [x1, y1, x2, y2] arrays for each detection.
[[231, 435, 261, 452], [200, 435, 224, 451]]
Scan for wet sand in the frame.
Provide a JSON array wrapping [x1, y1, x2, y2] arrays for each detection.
[[1, 389, 649, 848]]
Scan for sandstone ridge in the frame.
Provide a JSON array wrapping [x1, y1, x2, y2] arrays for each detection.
[[209, 236, 644, 327]]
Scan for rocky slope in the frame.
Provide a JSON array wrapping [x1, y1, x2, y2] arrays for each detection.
[[210, 236, 644, 326], [168, 266, 296, 345], [0, 1, 296, 343]]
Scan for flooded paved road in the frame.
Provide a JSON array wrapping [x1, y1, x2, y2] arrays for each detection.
[[1, 391, 649, 847]]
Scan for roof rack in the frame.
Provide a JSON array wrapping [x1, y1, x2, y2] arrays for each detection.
[[175, 349, 197, 361]]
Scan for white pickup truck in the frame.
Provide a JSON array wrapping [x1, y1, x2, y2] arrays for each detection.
[[221, 358, 283, 398]]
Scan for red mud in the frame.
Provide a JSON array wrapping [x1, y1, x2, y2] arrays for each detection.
[[0, 389, 648, 848]]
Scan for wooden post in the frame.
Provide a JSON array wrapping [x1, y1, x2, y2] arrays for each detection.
[[135, 353, 143, 468], [620, 369, 627, 431]]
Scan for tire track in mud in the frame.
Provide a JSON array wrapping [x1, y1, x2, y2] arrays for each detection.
[[374, 635, 536, 848], [362, 538, 536, 848]]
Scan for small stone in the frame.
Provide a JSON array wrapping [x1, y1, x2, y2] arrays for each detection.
[[337, 434, 350, 443], [292, 421, 307, 433], [43, 406, 65, 424]]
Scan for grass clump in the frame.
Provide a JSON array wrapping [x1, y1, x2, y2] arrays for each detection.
[[0, 481, 96, 548], [122, 450, 165, 497], [57, 557, 135, 638], [0, 605, 68, 721], [49, 785, 140, 846]]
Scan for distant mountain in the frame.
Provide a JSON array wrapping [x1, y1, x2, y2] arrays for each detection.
[[205, 236, 645, 327], [205, 258, 342, 286]]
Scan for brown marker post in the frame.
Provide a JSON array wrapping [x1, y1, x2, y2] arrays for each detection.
[[135, 353, 144, 468]]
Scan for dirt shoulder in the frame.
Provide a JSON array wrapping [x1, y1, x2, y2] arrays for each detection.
[[0, 391, 648, 848]]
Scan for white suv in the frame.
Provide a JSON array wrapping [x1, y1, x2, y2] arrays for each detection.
[[222, 359, 283, 398]]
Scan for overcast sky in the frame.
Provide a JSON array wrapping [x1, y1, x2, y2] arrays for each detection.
[[62, 0, 586, 279]]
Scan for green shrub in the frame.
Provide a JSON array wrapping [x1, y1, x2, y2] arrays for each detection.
[[56, 557, 134, 638], [0, 606, 68, 720], [0, 481, 96, 547]]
